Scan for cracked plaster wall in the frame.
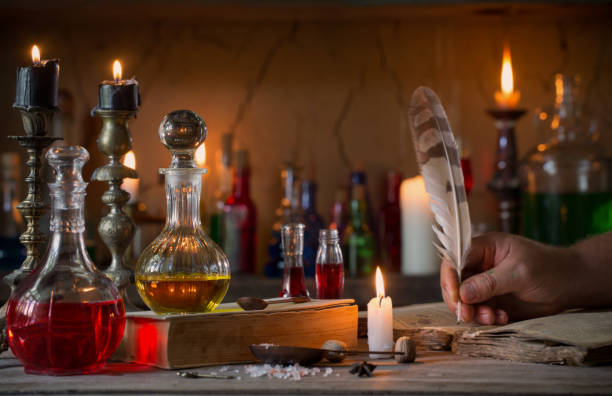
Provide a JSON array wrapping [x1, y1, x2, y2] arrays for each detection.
[[1, 14, 611, 270]]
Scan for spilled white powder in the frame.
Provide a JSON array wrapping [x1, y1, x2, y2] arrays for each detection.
[[244, 364, 333, 381]]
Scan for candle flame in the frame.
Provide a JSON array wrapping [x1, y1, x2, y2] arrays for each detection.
[[195, 143, 206, 167], [123, 150, 136, 170], [501, 45, 514, 95], [31, 45, 40, 64], [375, 266, 385, 299], [113, 60, 122, 81]]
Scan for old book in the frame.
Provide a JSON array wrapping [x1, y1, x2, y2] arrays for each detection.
[[392, 303, 482, 351], [113, 299, 357, 369], [358, 303, 479, 350], [454, 310, 612, 366]]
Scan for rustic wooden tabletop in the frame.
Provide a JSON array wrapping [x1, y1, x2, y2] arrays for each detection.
[[2, 350, 612, 395]]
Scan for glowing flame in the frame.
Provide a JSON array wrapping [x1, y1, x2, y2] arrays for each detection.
[[31, 45, 40, 64], [375, 266, 385, 299], [123, 150, 136, 170], [195, 143, 206, 167], [501, 45, 514, 95], [113, 60, 122, 81]]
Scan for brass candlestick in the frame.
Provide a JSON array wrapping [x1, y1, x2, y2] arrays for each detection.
[[1, 106, 61, 353], [91, 109, 138, 305], [486, 108, 526, 234]]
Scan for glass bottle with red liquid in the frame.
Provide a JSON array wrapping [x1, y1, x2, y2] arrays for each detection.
[[280, 223, 309, 297], [315, 229, 344, 299], [7, 146, 125, 375], [222, 150, 257, 273], [379, 171, 403, 272]]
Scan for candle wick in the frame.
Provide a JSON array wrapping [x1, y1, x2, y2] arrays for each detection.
[[378, 296, 383, 308]]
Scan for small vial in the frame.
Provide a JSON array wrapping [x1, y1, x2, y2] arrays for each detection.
[[280, 223, 309, 298], [315, 229, 344, 299]]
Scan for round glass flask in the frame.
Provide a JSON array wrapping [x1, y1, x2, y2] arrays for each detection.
[[7, 146, 125, 375], [135, 110, 230, 314], [521, 75, 612, 245]]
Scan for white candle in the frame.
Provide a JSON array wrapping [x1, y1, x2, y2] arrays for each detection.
[[122, 150, 139, 204], [367, 267, 393, 358], [400, 176, 436, 275]]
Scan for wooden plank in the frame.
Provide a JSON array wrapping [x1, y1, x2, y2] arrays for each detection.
[[2, 350, 612, 395]]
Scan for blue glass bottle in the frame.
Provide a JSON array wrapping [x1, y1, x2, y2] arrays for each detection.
[[300, 180, 324, 277]]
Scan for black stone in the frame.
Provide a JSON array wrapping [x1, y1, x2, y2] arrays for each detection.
[[14, 59, 59, 110]]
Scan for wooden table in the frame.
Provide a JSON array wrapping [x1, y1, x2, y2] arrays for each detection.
[[2, 350, 612, 395]]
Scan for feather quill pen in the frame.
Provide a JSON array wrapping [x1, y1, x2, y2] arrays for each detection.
[[408, 87, 471, 323]]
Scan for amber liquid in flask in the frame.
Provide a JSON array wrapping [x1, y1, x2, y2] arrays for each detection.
[[135, 111, 230, 314], [136, 273, 230, 313]]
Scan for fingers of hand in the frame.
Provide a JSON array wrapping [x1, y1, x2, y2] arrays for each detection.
[[440, 259, 459, 303], [460, 265, 515, 304], [472, 305, 509, 325]]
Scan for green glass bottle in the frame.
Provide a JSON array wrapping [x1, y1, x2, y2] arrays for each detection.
[[344, 185, 375, 277], [521, 74, 612, 245]]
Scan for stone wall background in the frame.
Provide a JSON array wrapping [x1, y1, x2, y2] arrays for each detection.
[[1, 3, 611, 271]]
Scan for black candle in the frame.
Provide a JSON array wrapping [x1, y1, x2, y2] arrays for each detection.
[[95, 60, 140, 111], [14, 45, 59, 110]]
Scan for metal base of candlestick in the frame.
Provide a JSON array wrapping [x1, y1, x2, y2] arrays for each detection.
[[486, 108, 526, 234], [92, 109, 139, 310], [1, 106, 61, 353]]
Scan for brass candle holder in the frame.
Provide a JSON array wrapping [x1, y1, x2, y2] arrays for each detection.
[[1, 106, 61, 352], [91, 109, 138, 306], [486, 108, 526, 234]]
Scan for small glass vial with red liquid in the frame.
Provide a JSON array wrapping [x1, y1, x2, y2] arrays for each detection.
[[315, 229, 344, 299], [280, 223, 309, 298], [7, 146, 125, 375]]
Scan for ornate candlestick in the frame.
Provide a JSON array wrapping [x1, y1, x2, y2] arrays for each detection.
[[91, 60, 140, 304], [1, 46, 61, 352], [486, 108, 526, 233]]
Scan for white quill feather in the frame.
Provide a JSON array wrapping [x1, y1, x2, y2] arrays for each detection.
[[408, 87, 472, 323]]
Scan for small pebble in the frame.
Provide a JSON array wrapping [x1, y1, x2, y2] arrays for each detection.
[[322, 339, 348, 363], [394, 336, 416, 363]]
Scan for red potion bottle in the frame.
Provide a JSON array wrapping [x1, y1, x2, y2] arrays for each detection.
[[222, 150, 257, 273], [315, 229, 344, 299], [379, 171, 403, 272], [280, 223, 309, 298], [7, 146, 125, 375]]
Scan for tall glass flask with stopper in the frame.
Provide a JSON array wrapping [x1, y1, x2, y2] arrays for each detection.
[[135, 111, 230, 314], [7, 146, 125, 375], [280, 223, 309, 298], [521, 75, 612, 245]]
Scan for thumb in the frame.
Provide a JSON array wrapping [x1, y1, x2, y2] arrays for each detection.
[[459, 265, 515, 304]]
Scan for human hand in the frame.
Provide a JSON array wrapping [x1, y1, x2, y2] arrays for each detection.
[[440, 232, 578, 325]]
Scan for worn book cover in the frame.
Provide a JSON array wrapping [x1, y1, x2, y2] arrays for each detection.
[[113, 299, 357, 369], [386, 302, 612, 365], [454, 310, 612, 366]]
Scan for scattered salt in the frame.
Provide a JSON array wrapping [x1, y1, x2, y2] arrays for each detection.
[[244, 364, 333, 381], [219, 366, 229, 372]]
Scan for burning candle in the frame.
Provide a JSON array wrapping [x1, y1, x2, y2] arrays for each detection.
[[95, 60, 140, 111], [367, 267, 393, 358], [494, 44, 520, 108], [14, 45, 59, 110], [400, 176, 436, 275], [122, 150, 139, 204]]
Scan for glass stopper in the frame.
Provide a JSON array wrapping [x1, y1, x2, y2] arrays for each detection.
[[158, 110, 207, 168]]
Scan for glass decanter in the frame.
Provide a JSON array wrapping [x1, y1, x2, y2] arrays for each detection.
[[135, 110, 230, 314], [521, 74, 612, 245], [7, 146, 125, 375], [315, 229, 344, 299], [280, 223, 309, 298]]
